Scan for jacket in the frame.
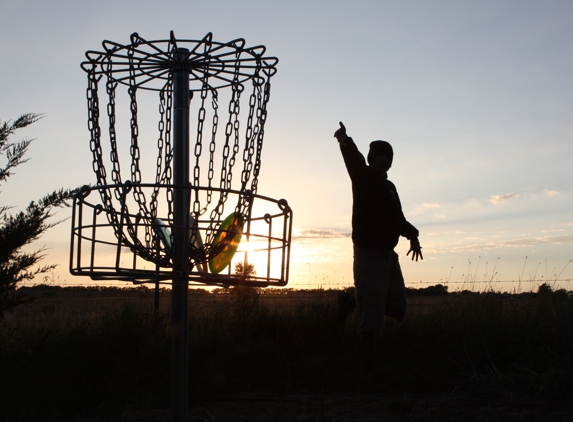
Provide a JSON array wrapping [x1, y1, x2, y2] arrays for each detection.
[[339, 137, 419, 250]]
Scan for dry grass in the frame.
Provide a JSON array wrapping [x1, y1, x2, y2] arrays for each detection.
[[1, 286, 572, 421]]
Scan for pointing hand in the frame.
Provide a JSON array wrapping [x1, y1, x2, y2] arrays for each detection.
[[334, 121, 348, 145]]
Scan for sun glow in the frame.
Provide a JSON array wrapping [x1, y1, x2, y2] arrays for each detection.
[[235, 237, 273, 279]]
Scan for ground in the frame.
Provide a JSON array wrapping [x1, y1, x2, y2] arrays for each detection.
[[39, 393, 573, 422], [8, 286, 573, 422]]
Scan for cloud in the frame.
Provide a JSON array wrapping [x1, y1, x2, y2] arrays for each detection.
[[490, 193, 520, 204], [498, 235, 573, 247], [409, 203, 442, 216], [294, 228, 351, 239], [490, 189, 558, 204], [431, 234, 573, 254]]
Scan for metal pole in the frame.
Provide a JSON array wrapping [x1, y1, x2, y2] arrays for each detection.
[[154, 280, 160, 314], [171, 48, 190, 422]]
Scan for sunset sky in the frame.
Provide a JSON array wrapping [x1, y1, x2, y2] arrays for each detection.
[[1, 0, 572, 292]]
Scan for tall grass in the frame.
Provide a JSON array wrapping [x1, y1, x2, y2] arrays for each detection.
[[1, 287, 572, 421]]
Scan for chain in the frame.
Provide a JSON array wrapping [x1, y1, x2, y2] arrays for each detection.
[[126, 45, 153, 250], [106, 81, 121, 187], [220, 74, 242, 194], [87, 72, 106, 186], [150, 81, 168, 225], [212, 60, 242, 220], [193, 81, 208, 217], [204, 88, 218, 214], [203, 60, 240, 245], [227, 85, 241, 190], [193, 87, 222, 257], [233, 81, 259, 218], [241, 84, 258, 190], [250, 79, 271, 194], [105, 61, 124, 213], [86, 67, 123, 244], [163, 78, 174, 224]]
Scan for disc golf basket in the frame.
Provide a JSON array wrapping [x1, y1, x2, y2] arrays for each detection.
[[70, 31, 292, 288]]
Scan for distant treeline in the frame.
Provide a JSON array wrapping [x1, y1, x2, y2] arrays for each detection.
[[17, 284, 168, 293], [406, 282, 572, 298], [17, 282, 571, 298], [406, 284, 449, 297]]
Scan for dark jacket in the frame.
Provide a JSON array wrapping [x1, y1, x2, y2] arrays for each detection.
[[340, 137, 419, 251]]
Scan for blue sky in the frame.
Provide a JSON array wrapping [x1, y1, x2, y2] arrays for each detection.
[[1, 0, 572, 291]]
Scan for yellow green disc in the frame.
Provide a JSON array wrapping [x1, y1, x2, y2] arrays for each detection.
[[208, 212, 244, 274]]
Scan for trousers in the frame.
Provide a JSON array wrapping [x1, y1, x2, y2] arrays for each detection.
[[353, 245, 407, 333]]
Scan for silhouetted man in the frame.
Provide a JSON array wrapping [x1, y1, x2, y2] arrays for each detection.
[[334, 122, 422, 358]]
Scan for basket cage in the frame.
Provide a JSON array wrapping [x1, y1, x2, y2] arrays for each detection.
[[69, 32, 292, 287]]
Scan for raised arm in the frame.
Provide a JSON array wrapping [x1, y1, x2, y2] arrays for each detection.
[[334, 121, 349, 147], [335, 121, 367, 178]]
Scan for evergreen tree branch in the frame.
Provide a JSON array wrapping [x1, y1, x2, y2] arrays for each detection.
[[0, 113, 43, 183], [0, 114, 80, 319]]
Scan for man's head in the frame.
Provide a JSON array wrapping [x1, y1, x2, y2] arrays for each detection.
[[368, 140, 393, 173]]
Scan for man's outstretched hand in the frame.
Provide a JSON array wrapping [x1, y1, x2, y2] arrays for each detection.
[[334, 121, 348, 146], [407, 238, 423, 262]]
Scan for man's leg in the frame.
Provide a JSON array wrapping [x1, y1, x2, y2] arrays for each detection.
[[353, 246, 390, 334], [358, 330, 375, 364], [385, 251, 407, 322]]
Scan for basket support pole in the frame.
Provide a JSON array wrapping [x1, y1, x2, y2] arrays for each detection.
[[171, 48, 190, 422]]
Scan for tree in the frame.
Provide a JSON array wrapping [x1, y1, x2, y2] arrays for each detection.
[[234, 261, 256, 277], [0, 113, 78, 318], [537, 282, 553, 295], [231, 261, 259, 306]]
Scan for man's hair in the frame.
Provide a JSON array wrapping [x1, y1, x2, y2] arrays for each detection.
[[367, 140, 393, 165]]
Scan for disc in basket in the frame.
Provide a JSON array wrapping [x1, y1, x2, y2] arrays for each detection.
[[154, 218, 172, 252], [208, 212, 244, 274]]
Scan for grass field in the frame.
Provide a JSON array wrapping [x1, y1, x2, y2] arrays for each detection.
[[1, 285, 572, 421]]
